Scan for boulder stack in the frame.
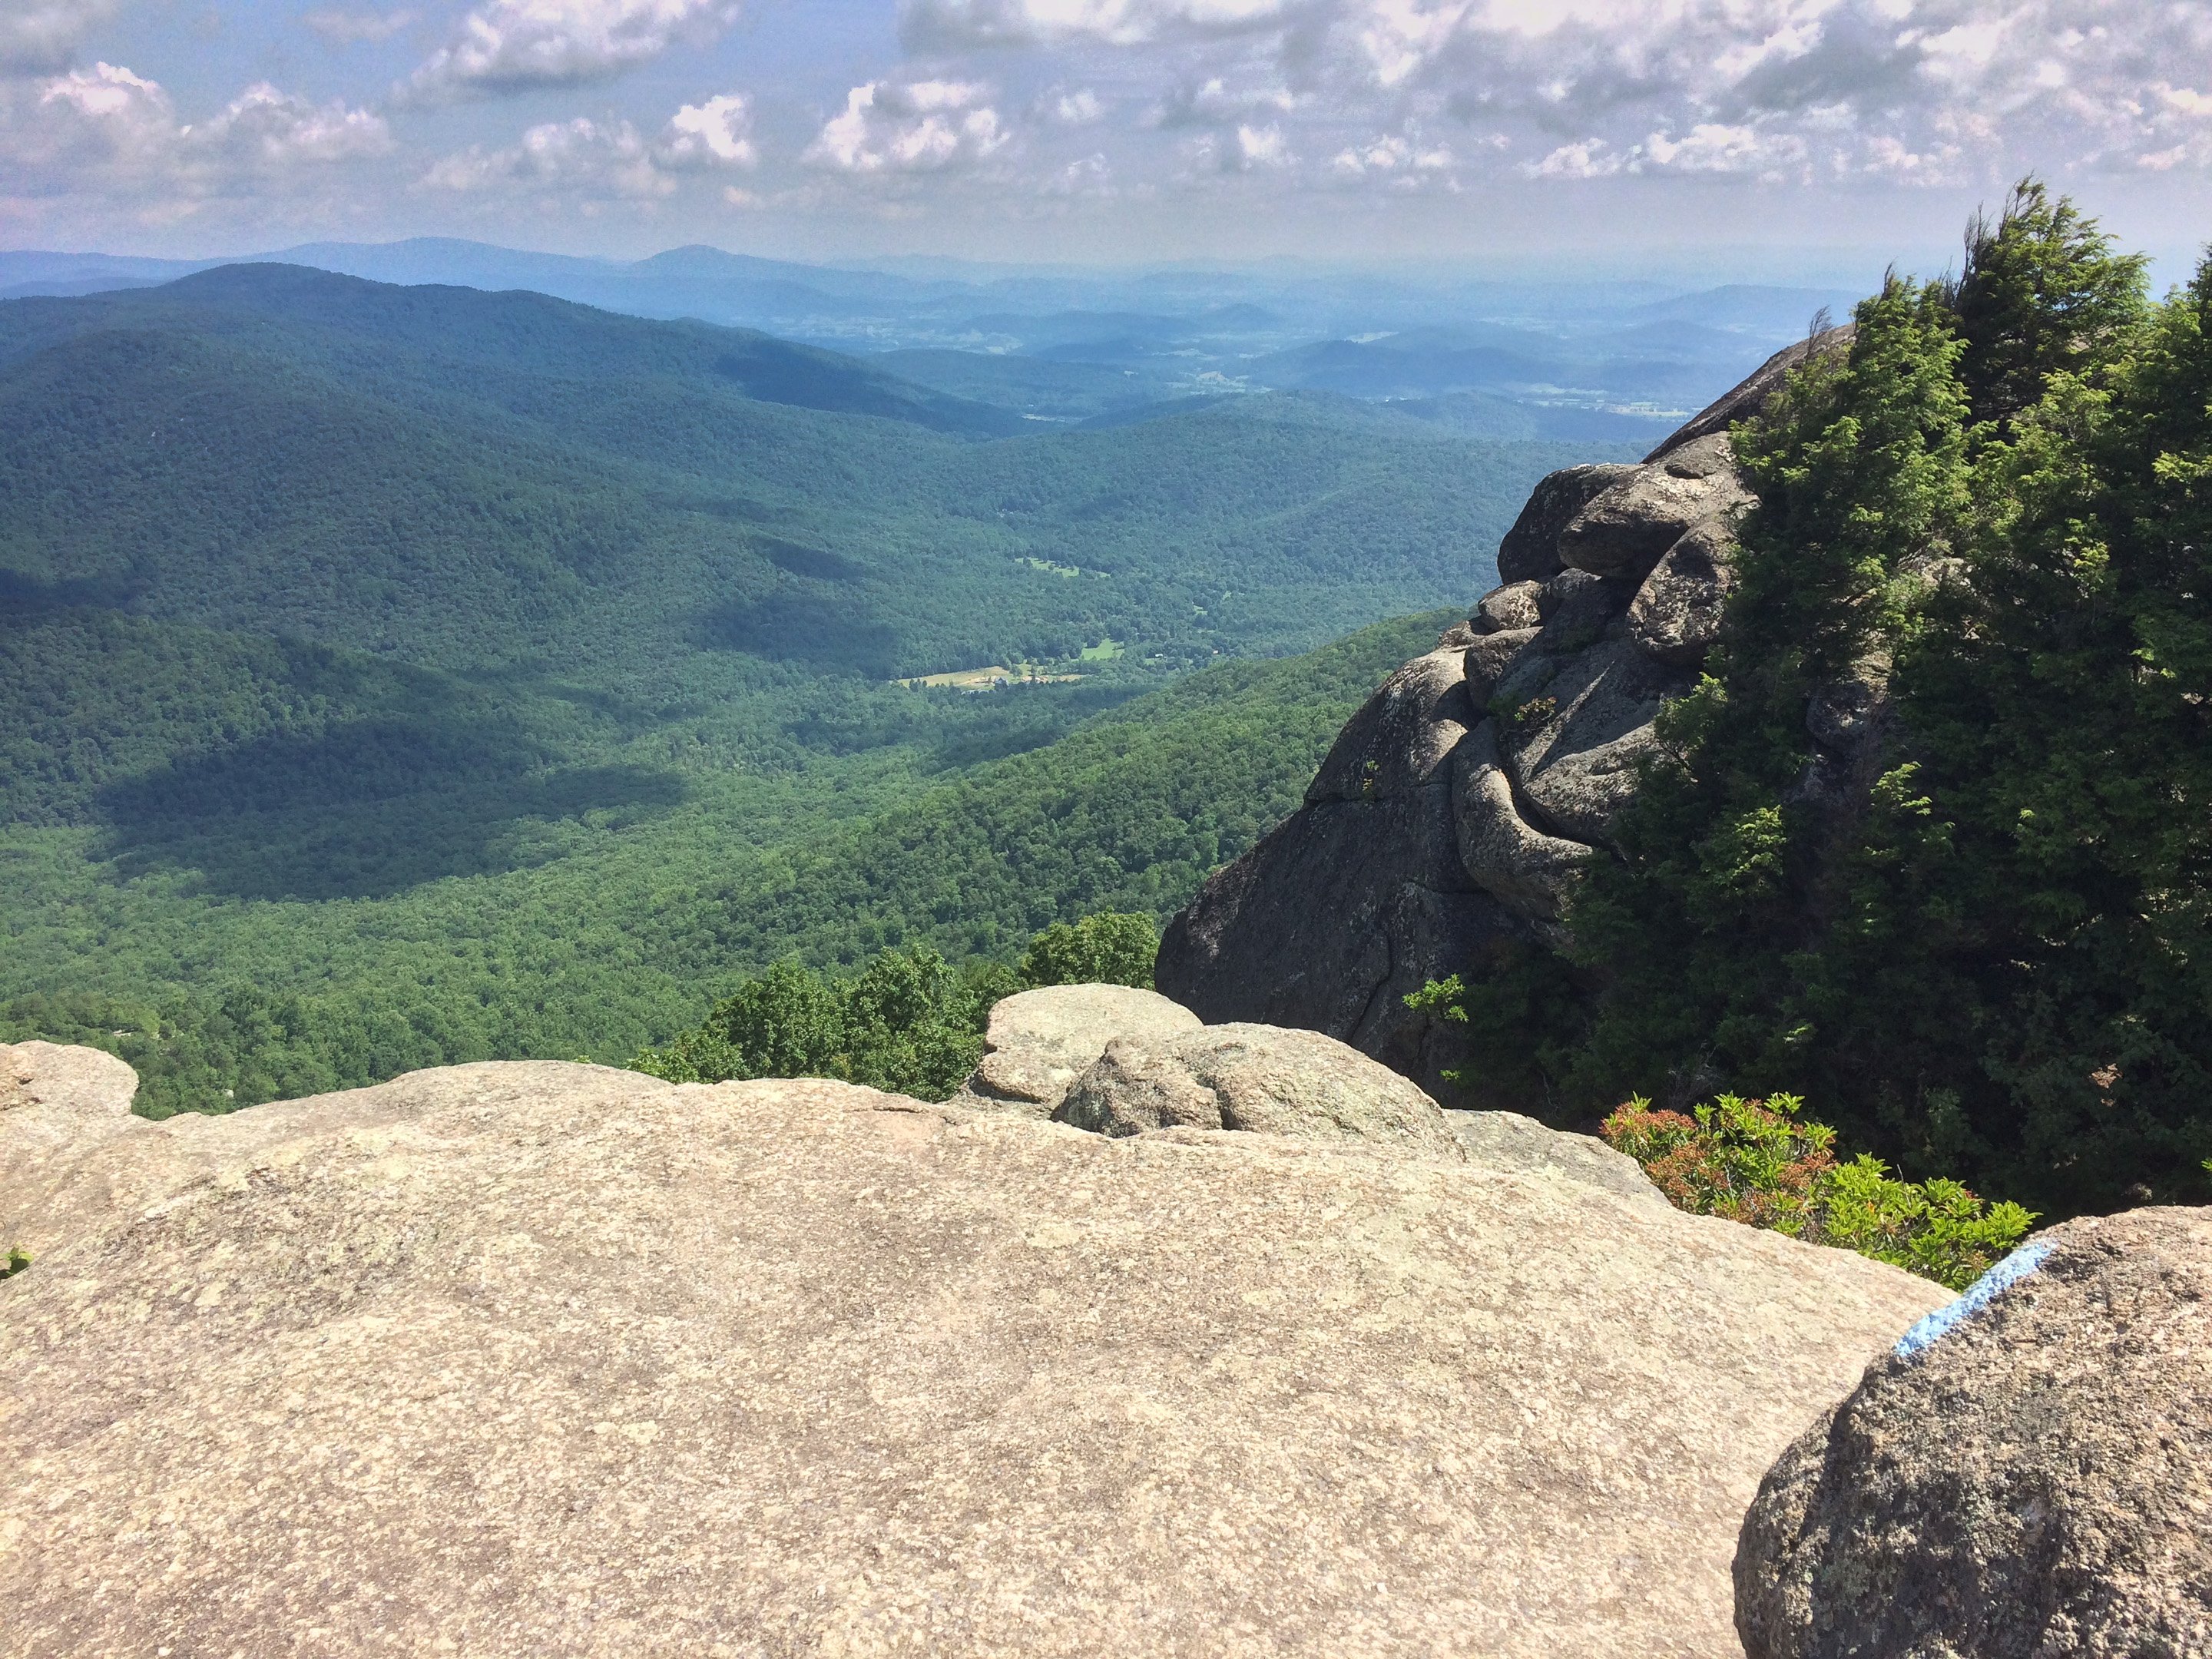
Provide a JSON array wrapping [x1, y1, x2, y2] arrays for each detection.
[[952, 982, 1203, 1116], [1157, 329, 1856, 1098]]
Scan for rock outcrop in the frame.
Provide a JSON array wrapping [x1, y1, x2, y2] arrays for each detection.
[[2, 1038, 138, 1118], [2, 1043, 1945, 1657], [1449, 1108, 1665, 1207], [1054, 1021, 1469, 1163], [1158, 329, 1855, 1100], [954, 982, 1203, 1115], [1735, 1208, 2212, 1659]]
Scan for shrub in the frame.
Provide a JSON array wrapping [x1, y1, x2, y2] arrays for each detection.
[[629, 946, 1003, 1101], [1018, 912, 1159, 990], [630, 911, 1159, 1101], [1601, 1091, 2036, 1290]]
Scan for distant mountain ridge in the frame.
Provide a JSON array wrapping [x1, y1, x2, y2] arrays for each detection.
[[0, 239, 1865, 432]]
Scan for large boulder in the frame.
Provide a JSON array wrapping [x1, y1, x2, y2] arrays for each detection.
[[1157, 641, 1527, 1096], [1555, 435, 1752, 580], [1495, 462, 1637, 583], [2, 1048, 1945, 1657], [1, 1039, 138, 1118], [1053, 1022, 1469, 1162], [1161, 327, 1859, 1097], [1735, 1208, 2212, 1659], [955, 983, 1202, 1115], [1451, 722, 1593, 934], [1627, 518, 1735, 667]]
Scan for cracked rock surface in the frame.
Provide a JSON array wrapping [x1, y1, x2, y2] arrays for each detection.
[[1054, 1022, 1470, 1163]]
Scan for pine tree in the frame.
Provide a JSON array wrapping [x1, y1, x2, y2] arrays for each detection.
[[1949, 180, 2148, 428]]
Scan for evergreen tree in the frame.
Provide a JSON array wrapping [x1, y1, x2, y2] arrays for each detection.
[[1566, 276, 1971, 1115], [1950, 180, 2149, 428], [1532, 199, 2212, 1214]]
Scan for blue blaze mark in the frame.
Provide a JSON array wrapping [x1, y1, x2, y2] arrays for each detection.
[[1893, 1239, 2055, 1359]]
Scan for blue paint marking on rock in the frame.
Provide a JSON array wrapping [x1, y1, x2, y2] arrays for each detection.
[[1893, 1239, 2055, 1359]]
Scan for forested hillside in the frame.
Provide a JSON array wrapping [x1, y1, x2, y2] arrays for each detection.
[[1, 614, 1449, 1116], [2, 267, 1596, 677]]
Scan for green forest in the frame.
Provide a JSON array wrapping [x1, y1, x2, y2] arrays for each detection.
[[0, 604, 1452, 1117], [0, 264, 1610, 1118], [1456, 187, 2212, 1218]]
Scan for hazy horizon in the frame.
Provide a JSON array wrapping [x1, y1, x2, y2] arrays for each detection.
[[2, 0, 2207, 275]]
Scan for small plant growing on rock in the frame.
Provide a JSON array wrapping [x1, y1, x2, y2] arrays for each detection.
[[2, 1247, 28, 1279], [1601, 1092, 2035, 1290]]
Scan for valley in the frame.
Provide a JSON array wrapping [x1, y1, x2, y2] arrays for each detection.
[[0, 259, 1653, 1114]]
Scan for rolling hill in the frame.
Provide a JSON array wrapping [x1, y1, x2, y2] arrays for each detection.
[[0, 264, 1634, 1110]]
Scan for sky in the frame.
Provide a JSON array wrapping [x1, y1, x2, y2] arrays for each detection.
[[2, 0, 2209, 270]]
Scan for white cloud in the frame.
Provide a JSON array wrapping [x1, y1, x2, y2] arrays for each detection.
[[1526, 136, 1622, 177], [1233, 120, 1290, 165], [5, 62, 391, 208], [1, 0, 121, 75], [424, 114, 673, 196], [1330, 131, 1452, 176], [31, 60, 175, 164], [661, 91, 755, 167], [1641, 121, 1807, 178], [1154, 75, 1295, 127], [420, 91, 757, 200], [888, 0, 2212, 192], [201, 84, 395, 166], [902, 0, 1298, 49], [1044, 150, 1115, 191], [1045, 85, 1106, 122], [304, 8, 421, 46], [409, 0, 740, 98], [807, 78, 1010, 174]]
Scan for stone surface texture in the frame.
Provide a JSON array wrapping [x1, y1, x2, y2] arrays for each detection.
[[1736, 1207, 2212, 1659], [1494, 462, 1637, 583], [2, 1048, 1945, 1658], [955, 983, 1201, 1115], [1157, 636, 1527, 1098], [1, 1039, 138, 1118], [1158, 327, 1859, 1101], [1449, 1108, 1666, 1207], [1052, 1022, 1469, 1162]]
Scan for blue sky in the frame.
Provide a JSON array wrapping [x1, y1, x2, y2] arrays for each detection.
[[3, 0, 2208, 267]]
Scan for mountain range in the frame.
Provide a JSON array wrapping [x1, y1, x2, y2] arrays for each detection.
[[0, 240, 1862, 439], [0, 259, 1683, 1111]]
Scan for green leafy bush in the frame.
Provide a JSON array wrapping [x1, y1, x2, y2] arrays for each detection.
[[1601, 1092, 2035, 1290], [628, 947, 1005, 1101], [1018, 912, 1159, 990], [628, 912, 1163, 1101]]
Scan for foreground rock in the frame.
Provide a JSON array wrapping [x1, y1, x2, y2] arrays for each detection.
[[2, 1039, 137, 1118], [1737, 1208, 2212, 1659], [1157, 329, 1856, 1100], [1054, 1022, 1468, 1163], [955, 983, 1202, 1114], [2, 1047, 1944, 1657]]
